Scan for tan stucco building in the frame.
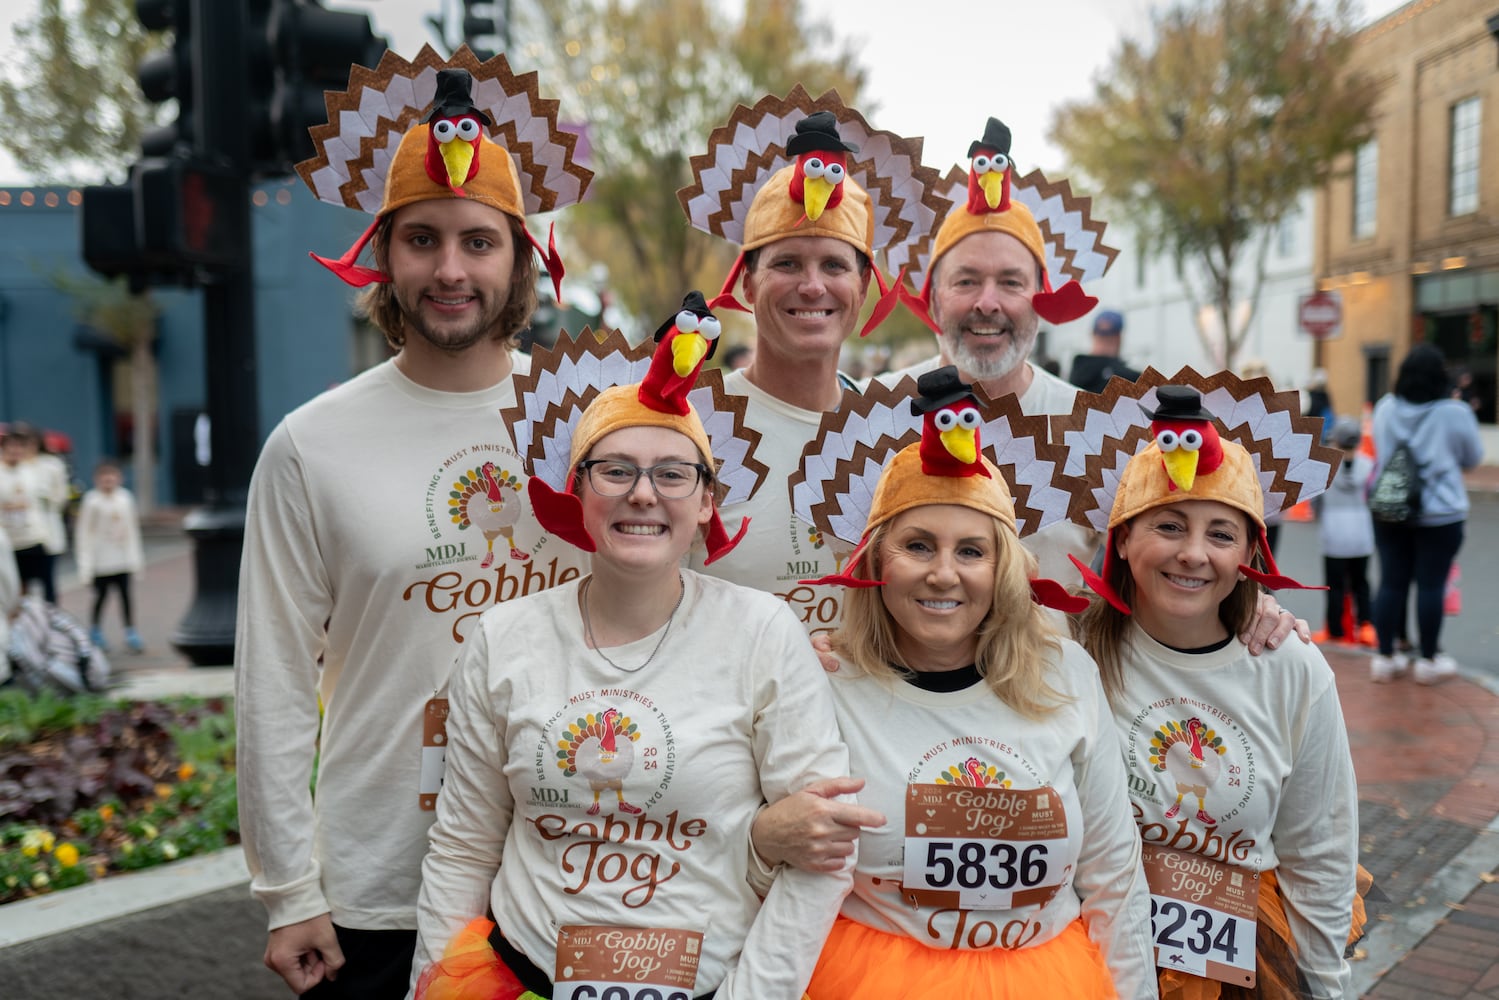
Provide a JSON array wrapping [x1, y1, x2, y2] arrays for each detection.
[[1315, 0, 1499, 424]]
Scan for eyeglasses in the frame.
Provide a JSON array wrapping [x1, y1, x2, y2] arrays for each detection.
[[578, 460, 710, 499]]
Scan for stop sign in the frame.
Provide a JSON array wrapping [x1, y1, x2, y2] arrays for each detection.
[[1299, 291, 1342, 339]]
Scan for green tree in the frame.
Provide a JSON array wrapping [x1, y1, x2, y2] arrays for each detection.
[[1049, 0, 1378, 369], [0, 0, 166, 185], [519, 0, 868, 328], [3, 1, 168, 506]]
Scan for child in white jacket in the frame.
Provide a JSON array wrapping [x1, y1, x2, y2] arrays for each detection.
[[74, 459, 144, 652], [1314, 418, 1376, 646]]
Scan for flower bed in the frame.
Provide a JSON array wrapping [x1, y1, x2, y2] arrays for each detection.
[[0, 688, 237, 904]]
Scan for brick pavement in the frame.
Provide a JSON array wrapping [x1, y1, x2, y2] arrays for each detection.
[[1321, 639, 1499, 995]]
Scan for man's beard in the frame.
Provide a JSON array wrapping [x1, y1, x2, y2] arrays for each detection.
[[941, 320, 1035, 382], [397, 287, 507, 353]]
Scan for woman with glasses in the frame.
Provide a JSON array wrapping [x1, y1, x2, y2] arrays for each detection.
[[411, 298, 851, 1000]]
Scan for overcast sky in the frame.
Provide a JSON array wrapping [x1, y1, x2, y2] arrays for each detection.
[[0, 0, 1414, 185]]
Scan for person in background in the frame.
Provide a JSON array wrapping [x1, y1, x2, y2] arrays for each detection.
[[1369, 344, 1483, 684], [1305, 368, 1335, 434], [0, 526, 18, 683], [0, 424, 56, 602], [1312, 418, 1376, 649], [74, 458, 145, 653], [1067, 309, 1140, 394], [721, 342, 754, 371]]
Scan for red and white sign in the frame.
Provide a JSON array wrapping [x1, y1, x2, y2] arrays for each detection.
[[1298, 291, 1343, 340]]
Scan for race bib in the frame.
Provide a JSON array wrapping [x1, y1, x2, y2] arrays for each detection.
[[902, 783, 1070, 910], [418, 697, 449, 811], [1142, 844, 1258, 987], [553, 925, 703, 1000]]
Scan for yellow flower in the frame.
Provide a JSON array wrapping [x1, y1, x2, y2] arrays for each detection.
[[20, 829, 55, 858], [177, 762, 197, 781], [141, 823, 159, 840], [155, 783, 173, 799], [161, 841, 180, 860], [54, 843, 80, 868], [98, 804, 115, 821], [30, 872, 49, 889]]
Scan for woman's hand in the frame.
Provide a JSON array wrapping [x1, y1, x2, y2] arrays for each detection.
[[1240, 590, 1310, 654], [808, 633, 839, 672], [752, 777, 886, 872]]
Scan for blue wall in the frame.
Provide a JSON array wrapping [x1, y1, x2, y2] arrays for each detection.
[[0, 180, 373, 504]]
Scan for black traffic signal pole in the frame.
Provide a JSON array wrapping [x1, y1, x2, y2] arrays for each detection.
[[80, 0, 382, 663], [170, 0, 257, 666]]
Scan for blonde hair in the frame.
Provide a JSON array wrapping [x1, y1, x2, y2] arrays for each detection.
[[1074, 513, 1264, 703], [834, 518, 1068, 719]]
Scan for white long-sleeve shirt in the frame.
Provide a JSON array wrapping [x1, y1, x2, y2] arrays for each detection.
[[235, 355, 589, 932], [1111, 625, 1358, 997], [824, 639, 1157, 1000], [703, 366, 1099, 635], [415, 572, 852, 999], [74, 488, 144, 582]]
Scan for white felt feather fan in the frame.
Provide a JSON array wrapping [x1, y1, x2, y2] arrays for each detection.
[[295, 44, 592, 216], [499, 330, 768, 507], [676, 85, 948, 280], [788, 376, 1073, 549], [1048, 366, 1341, 534], [903, 166, 1120, 296]]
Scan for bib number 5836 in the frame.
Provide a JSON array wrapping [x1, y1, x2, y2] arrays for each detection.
[[922, 840, 1049, 890]]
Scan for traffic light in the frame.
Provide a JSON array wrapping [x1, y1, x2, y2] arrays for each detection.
[[135, 158, 249, 272], [462, 1, 510, 59], [249, 0, 385, 176], [134, 0, 193, 157]]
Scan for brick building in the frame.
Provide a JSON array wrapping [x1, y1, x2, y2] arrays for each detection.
[[1315, 0, 1499, 428]]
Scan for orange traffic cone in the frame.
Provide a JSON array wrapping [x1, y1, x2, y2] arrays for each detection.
[[1359, 403, 1375, 460], [1286, 499, 1314, 522]]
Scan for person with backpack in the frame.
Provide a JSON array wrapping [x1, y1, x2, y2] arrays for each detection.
[[1369, 344, 1483, 684]]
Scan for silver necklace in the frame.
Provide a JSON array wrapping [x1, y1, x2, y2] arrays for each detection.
[[581, 575, 685, 673]]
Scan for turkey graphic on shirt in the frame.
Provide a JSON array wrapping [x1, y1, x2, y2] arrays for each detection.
[[557, 708, 643, 815], [1150, 717, 1227, 827], [933, 757, 1011, 788]]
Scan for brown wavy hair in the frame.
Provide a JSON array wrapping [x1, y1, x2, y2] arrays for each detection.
[[832, 517, 1068, 719], [1073, 515, 1263, 704], [355, 211, 538, 352]]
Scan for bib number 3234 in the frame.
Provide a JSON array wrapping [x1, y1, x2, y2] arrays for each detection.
[[1141, 844, 1258, 988]]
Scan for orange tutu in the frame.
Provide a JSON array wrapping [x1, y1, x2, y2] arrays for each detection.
[[414, 916, 544, 1000], [807, 914, 1116, 999], [1158, 865, 1374, 1000]]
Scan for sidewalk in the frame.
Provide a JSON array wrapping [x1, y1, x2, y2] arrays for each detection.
[[13, 498, 1499, 994], [1323, 641, 1499, 995]]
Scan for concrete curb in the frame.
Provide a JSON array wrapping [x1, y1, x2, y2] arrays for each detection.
[[0, 846, 250, 949]]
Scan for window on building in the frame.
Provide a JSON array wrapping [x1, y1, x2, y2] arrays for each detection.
[[1450, 97, 1481, 216], [1353, 140, 1377, 238], [1277, 204, 1300, 257]]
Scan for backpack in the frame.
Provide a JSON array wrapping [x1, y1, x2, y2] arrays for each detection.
[[1368, 403, 1436, 524], [1368, 443, 1421, 523]]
